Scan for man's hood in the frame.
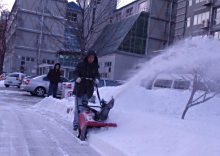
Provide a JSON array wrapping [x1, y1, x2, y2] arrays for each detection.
[[84, 50, 98, 65], [54, 63, 61, 70]]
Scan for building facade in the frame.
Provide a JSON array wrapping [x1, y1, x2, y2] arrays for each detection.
[[92, 0, 177, 80], [4, 0, 67, 75], [76, 0, 117, 51], [175, 0, 220, 40], [38, 2, 83, 79]]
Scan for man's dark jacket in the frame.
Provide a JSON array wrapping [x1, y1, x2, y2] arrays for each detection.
[[47, 63, 62, 85], [73, 51, 100, 99]]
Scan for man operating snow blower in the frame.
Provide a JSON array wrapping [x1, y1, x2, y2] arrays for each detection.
[[72, 50, 100, 131]]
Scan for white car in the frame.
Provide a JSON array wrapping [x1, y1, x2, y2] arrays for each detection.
[[151, 73, 193, 90], [4, 72, 27, 88]]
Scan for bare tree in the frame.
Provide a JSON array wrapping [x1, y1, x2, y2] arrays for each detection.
[[181, 70, 219, 119], [74, 0, 116, 56], [0, 1, 9, 74], [44, 0, 118, 59]]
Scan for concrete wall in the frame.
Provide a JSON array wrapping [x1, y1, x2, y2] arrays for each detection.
[[98, 54, 116, 80], [114, 53, 144, 80], [4, 0, 66, 75], [99, 52, 144, 80]]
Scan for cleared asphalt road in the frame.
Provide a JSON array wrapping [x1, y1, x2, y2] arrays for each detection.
[[0, 86, 100, 156]]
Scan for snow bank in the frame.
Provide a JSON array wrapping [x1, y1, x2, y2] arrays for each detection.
[[0, 80, 4, 87], [90, 86, 220, 156], [34, 86, 220, 156], [34, 96, 75, 122]]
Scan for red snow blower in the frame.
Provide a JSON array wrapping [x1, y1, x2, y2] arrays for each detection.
[[75, 84, 117, 141]]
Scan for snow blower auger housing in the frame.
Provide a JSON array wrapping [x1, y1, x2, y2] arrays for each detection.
[[76, 86, 117, 141]]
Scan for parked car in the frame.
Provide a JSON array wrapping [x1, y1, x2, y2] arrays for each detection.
[[97, 79, 123, 88], [20, 74, 73, 97], [0, 72, 8, 80], [4, 72, 27, 88], [151, 73, 193, 90]]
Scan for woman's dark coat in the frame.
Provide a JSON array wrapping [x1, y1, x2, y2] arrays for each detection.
[[47, 63, 61, 85]]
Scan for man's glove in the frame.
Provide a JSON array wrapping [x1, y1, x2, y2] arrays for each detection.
[[76, 77, 81, 83], [94, 79, 99, 84]]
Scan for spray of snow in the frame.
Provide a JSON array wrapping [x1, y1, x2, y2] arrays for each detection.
[[113, 37, 220, 99]]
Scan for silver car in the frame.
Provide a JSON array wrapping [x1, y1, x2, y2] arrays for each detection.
[[20, 75, 72, 97], [4, 72, 27, 88]]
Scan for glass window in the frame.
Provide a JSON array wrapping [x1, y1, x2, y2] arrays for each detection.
[[173, 81, 190, 90], [194, 15, 198, 25], [214, 31, 220, 39], [105, 62, 112, 67], [116, 12, 121, 21], [97, 79, 104, 87], [118, 12, 148, 55], [21, 74, 27, 78], [195, 0, 206, 3], [194, 12, 209, 25], [47, 60, 51, 64], [8, 74, 19, 77], [139, 1, 149, 13], [43, 77, 49, 81], [214, 8, 220, 25], [26, 57, 30, 61], [60, 77, 69, 82], [126, 7, 133, 17], [106, 80, 118, 86], [188, 0, 192, 6], [187, 17, 191, 27], [154, 79, 172, 88], [198, 14, 202, 24]]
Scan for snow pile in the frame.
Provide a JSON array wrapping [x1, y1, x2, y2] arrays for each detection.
[[34, 96, 75, 122], [34, 86, 220, 156], [0, 80, 4, 87], [89, 86, 220, 156]]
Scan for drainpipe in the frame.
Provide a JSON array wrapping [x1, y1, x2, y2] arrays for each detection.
[[167, 0, 174, 46], [183, 0, 188, 37], [208, 0, 214, 36], [145, 0, 152, 58]]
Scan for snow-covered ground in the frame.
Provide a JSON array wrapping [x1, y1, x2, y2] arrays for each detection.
[[34, 85, 220, 156], [0, 85, 100, 156]]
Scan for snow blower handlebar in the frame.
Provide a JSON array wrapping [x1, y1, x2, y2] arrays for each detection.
[[77, 77, 114, 107]]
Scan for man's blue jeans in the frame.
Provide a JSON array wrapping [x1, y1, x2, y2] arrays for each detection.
[[48, 83, 58, 98], [73, 94, 88, 127]]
